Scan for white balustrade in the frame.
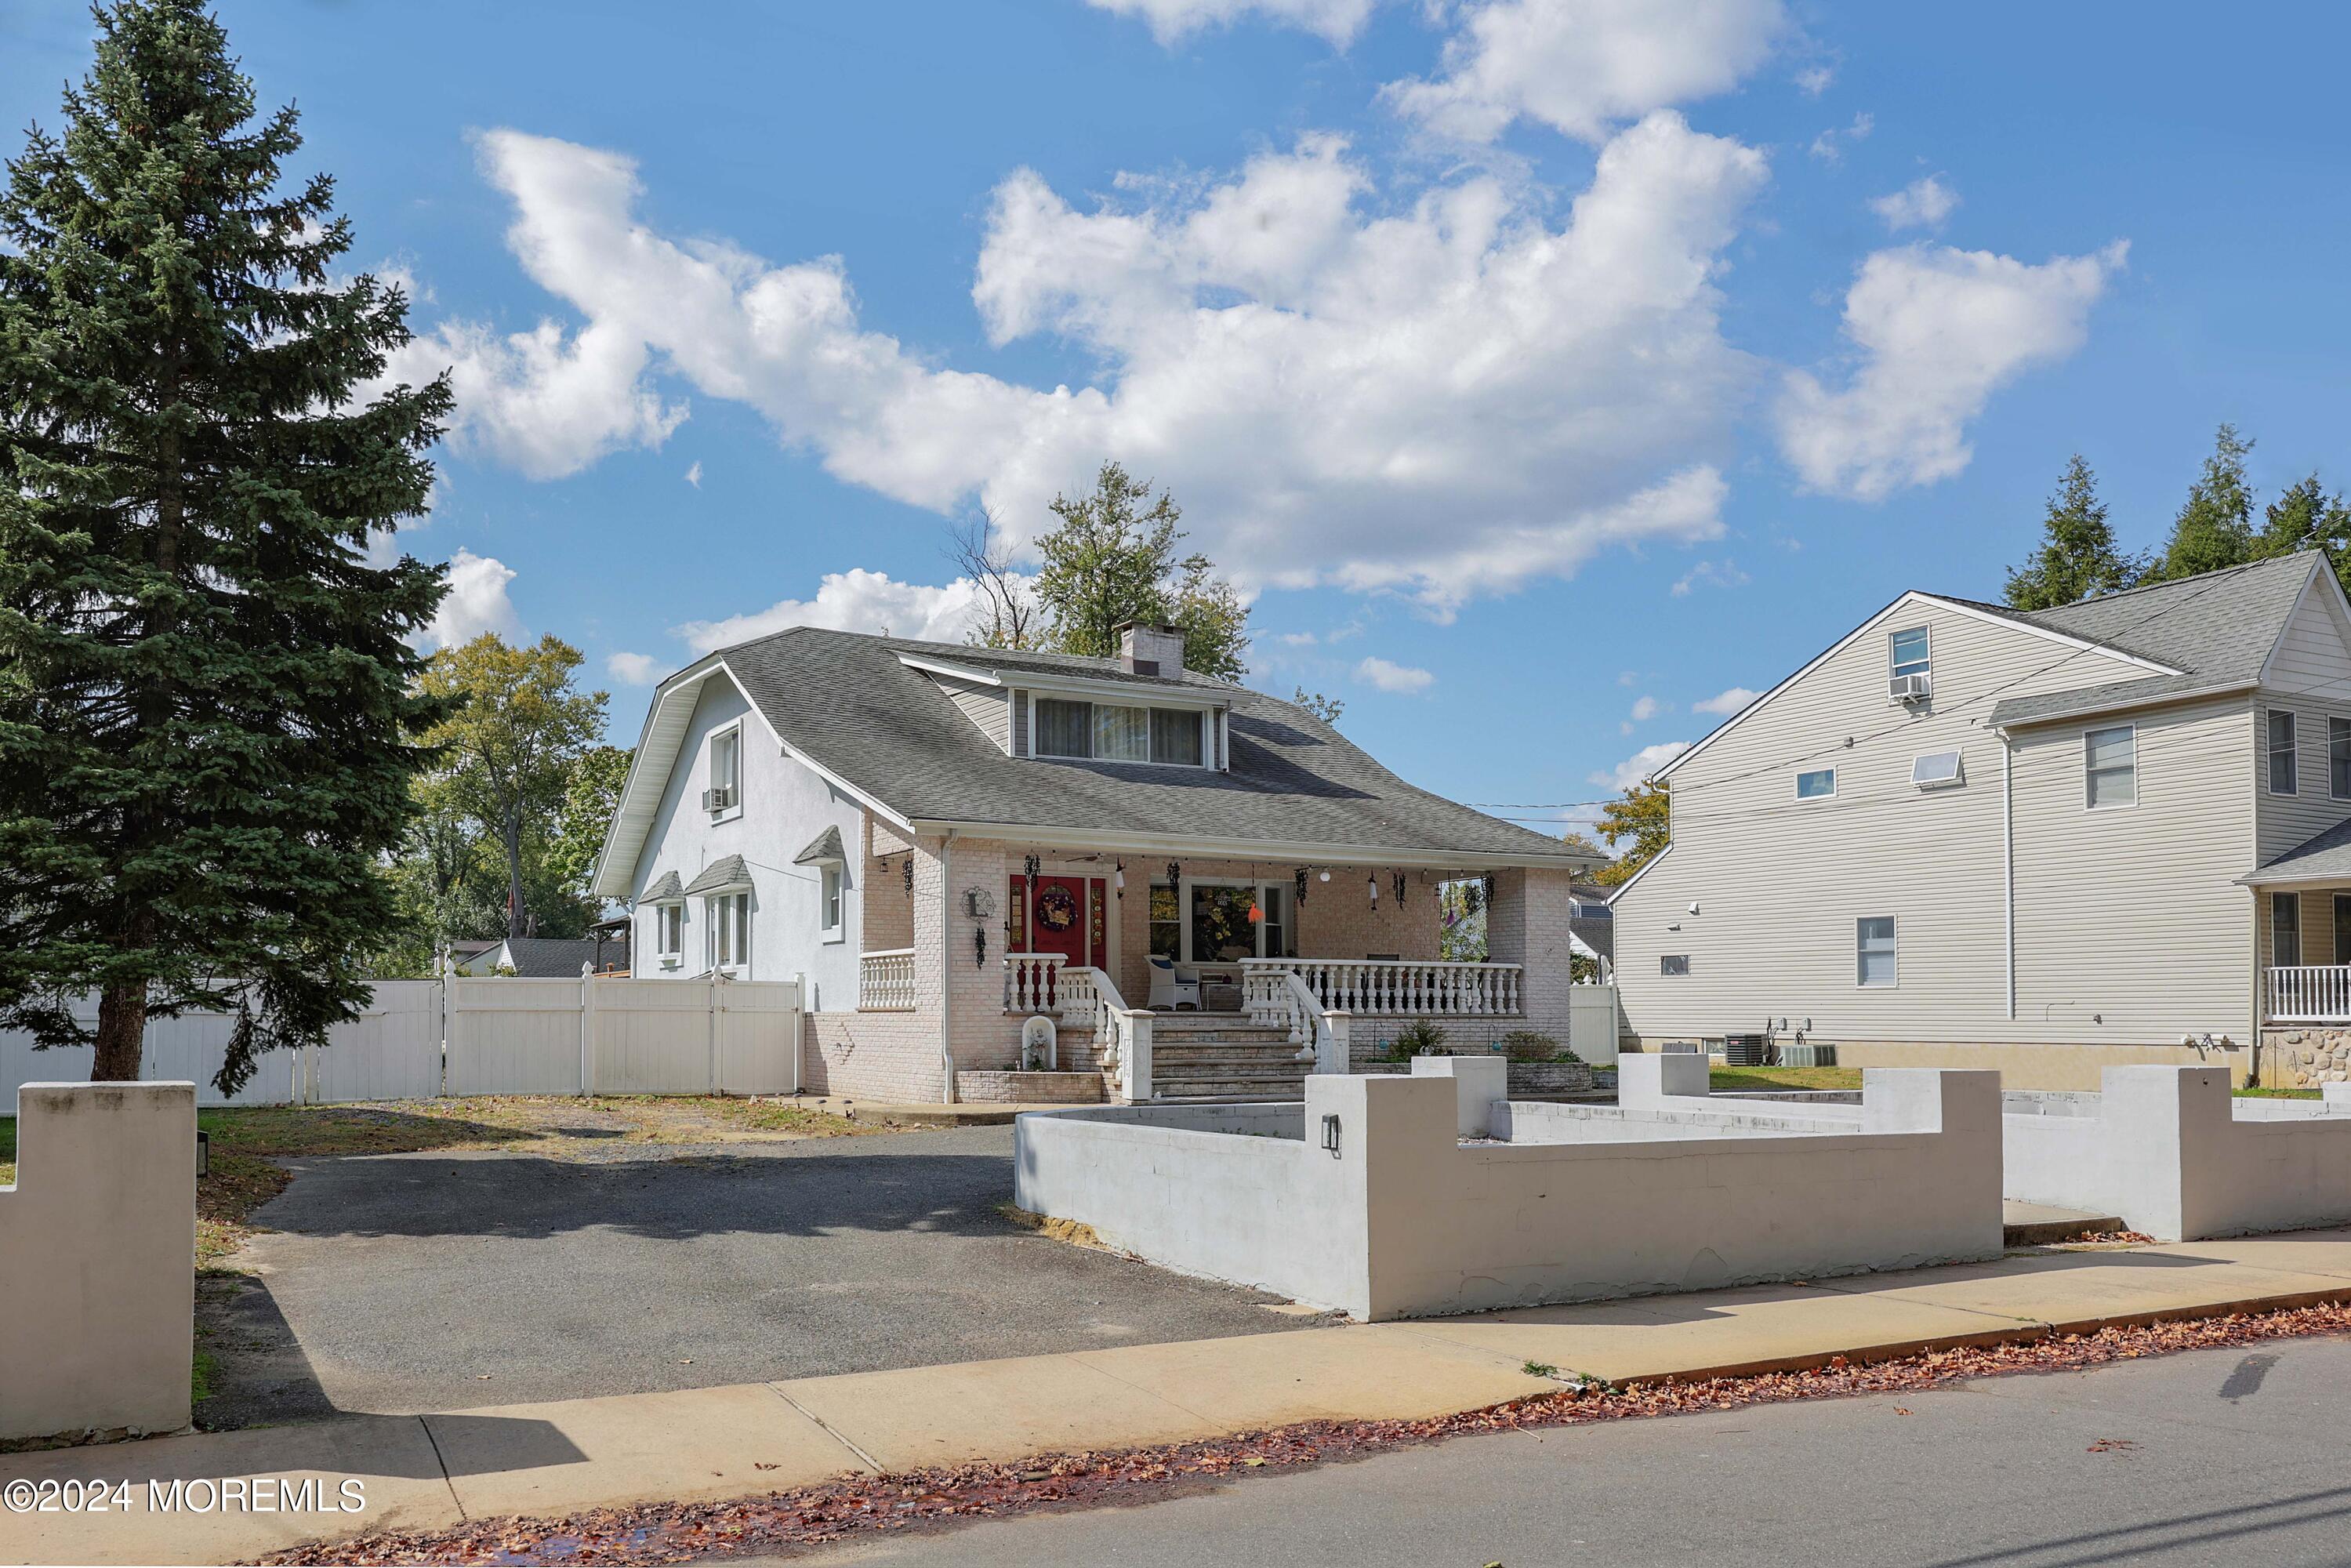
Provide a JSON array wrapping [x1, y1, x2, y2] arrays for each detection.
[[1242, 958, 1523, 1018], [1003, 952, 1067, 1014], [858, 949, 916, 1011], [2266, 964, 2351, 1022]]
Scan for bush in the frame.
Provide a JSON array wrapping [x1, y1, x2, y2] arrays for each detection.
[[1385, 1020, 1449, 1062], [1502, 1030, 1580, 1064]]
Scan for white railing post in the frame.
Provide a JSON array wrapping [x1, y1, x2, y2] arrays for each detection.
[[2263, 965, 2351, 1022], [1243, 957, 1525, 1022]]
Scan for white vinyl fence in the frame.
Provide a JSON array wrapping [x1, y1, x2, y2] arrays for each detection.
[[3, 974, 802, 1109]]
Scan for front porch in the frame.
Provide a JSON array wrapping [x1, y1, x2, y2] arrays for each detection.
[[828, 822, 1592, 1105]]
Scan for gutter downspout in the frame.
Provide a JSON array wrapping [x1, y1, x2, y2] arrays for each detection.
[[2001, 731, 2015, 1021], [940, 828, 958, 1105]]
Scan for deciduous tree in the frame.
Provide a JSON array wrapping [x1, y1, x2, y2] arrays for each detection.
[[1033, 462, 1252, 679], [1592, 781, 1670, 887], [417, 635, 607, 938]]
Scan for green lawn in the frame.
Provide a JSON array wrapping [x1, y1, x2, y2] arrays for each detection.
[[0, 1113, 13, 1185], [1709, 1066, 1863, 1094]]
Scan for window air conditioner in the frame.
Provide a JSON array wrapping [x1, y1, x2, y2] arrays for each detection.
[[702, 786, 733, 811], [1889, 673, 1932, 702]]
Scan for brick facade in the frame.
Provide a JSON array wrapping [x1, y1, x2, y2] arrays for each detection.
[[807, 818, 1581, 1102]]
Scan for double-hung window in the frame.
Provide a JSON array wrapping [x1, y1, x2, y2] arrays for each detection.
[[2269, 710, 2298, 795], [1032, 699, 1207, 766], [2273, 891, 2302, 970], [1888, 626, 1931, 682], [655, 903, 684, 967], [2330, 717, 2351, 800], [819, 866, 844, 942], [2085, 724, 2135, 808], [706, 724, 742, 814], [1856, 916, 1897, 988], [707, 891, 750, 974]]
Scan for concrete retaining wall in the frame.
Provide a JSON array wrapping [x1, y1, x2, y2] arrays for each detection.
[[2005, 1066, 2351, 1241], [1017, 1065, 2002, 1321], [0, 1083, 195, 1446]]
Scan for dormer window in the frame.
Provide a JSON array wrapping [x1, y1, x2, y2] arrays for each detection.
[[1033, 698, 1208, 767]]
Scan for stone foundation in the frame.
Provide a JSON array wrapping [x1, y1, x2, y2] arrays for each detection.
[[2261, 1028, 2351, 1088], [954, 1069, 1106, 1105]]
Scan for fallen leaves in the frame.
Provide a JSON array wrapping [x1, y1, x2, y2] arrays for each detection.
[[262, 1298, 2351, 1568]]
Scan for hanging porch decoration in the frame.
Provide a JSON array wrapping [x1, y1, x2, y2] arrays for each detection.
[[1368, 873, 1379, 907], [1393, 873, 1408, 906], [1034, 881, 1081, 933], [1293, 867, 1308, 906]]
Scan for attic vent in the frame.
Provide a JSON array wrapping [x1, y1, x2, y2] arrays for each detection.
[[1911, 750, 1964, 789], [1131, 659, 1159, 676]]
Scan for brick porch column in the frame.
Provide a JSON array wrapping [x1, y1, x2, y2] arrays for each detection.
[[1486, 866, 1577, 1040]]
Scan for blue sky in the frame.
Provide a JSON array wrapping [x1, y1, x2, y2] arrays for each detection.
[[7, 1, 2350, 836]]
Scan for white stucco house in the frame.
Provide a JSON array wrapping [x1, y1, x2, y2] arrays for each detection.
[[1613, 550, 2351, 1090], [594, 622, 1599, 1103]]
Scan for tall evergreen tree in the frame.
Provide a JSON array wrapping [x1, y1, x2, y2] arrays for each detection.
[[2255, 474, 2351, 593], [0, 1, 450, 1087], [2003, 454, 2139, 609], [2147, 424, 2258, 583]]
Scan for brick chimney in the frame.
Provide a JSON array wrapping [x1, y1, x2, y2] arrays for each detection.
[[1116, 622, 1187, 677]]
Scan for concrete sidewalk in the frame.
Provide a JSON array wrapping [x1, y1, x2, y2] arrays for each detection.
[[12, 1229, 2351, 1566]]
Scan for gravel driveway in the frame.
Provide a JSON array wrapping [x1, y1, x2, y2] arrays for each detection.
[[199, 1125, 1321, 1427]]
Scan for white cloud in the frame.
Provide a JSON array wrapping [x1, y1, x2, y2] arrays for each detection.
[[1692, 684, 1761, 716], [1870, 175, 1959, 233], [684, 459, 702, 488], [607, 651, 660, 685], [1590, 739, 1690, 791], [1278, 630, 1319, 646], [1776, 240, 2127, 502], [1670, 557, 1750, 595], [673, 568, 1026, 653], [1355, 655, 1435, 694], [1083, 0, 1375, 44], [408, 117, 1765, 615], [1794, 64, 1833, 96], [1385, 0, 1788, 143], [419, 548, 520, 651], [1807, 111, 1872, 162], [1629, 695, 1661, 721]]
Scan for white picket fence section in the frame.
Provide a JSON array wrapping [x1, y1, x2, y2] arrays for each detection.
[[4, 973, 802, 1108]]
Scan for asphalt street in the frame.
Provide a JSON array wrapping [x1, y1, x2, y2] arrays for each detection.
[[789, 1334, 2351, 1568], [200, 1125, 1320, 1424]]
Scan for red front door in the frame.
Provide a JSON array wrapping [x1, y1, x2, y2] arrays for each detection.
[[1010, 875, 1109, 977]]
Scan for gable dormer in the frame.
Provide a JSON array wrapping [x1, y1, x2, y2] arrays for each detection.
[[896, 648, 1229, 769]]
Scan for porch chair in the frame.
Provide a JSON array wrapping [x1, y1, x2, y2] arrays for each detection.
[[1147, 955, 1202, 1011]]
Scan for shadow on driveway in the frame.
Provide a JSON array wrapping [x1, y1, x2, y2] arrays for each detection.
[[203, 1127, 1319, 1426]]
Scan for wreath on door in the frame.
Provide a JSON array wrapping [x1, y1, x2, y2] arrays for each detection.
[[1034, 884, 1080, 932]]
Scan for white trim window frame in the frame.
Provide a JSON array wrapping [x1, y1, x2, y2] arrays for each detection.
[[1856, 916, 1898, 989], [1029, 696, 1212, 768], [819, 864, 845, 944], [1794, 767, 1837, 802], [655, 901, 684, 970], [706, 890, 751, 976], [2272, 891, 2302, 971], [2329, 715, 2351, 800], [2084, 723, 2137, 809], [1888, 625, 1931, 681], [706, 720, 746, 822], [2269, 709, 2298, 796]]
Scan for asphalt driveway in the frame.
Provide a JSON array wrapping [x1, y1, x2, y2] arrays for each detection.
[[200, 1125, 1322, 1427]]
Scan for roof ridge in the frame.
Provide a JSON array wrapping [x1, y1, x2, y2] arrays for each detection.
[[2025, 550, 2314, 617]]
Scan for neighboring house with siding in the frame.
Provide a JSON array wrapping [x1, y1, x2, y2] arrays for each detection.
[[595, 622, 1598, 1104], [1612, 550, 2351, 1090]]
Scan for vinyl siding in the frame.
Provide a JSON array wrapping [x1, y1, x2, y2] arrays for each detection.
[[1615, 597, 2254, 1050], [2254, 575, 2351, 863], [929, 673, 1011, 753], [2008, 695, 2255, 1044]]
